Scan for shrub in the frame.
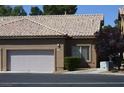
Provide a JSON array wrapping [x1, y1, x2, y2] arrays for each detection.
[[64, 57, 81, 71]]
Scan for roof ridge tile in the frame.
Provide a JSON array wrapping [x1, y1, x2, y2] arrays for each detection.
[[0, 18, 25, 26]]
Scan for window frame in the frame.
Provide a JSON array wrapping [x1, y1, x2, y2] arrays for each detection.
[[72, 44, 91, 62]]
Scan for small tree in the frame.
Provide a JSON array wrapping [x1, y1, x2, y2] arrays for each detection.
[[95, 26, 124, 69], [30, 6, 42, 16], [43, 5, 77, 15], [0, 5, 12, 16], [11, 6, 27, 16]]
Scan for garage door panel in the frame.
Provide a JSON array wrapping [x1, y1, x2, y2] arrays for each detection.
[[7, 50, 55, 73], [8, 50, 54, 55]]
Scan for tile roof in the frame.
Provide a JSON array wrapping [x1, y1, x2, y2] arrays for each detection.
[[0, 14, 103, 38], [0, 18, 63, 37]]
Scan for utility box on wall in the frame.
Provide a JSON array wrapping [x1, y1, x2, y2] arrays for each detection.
[[100, 61, 109, 71]]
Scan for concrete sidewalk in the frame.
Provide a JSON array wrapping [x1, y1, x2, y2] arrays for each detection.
[[61, 68, 124, 76], [62, 68, 106, 74], [0, 69, 124, 76]]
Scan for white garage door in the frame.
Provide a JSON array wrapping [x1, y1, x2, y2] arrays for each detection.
[[7, 50, 55, 73]]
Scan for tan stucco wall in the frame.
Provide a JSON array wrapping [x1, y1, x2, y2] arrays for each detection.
[[0, 37, 97, 71], [0, 38, 65, 72], [120, 16, 124, 34], [65, 38, 97, 68]]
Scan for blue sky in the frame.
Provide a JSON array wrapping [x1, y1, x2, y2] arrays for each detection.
[[23, 5, 122, 26]]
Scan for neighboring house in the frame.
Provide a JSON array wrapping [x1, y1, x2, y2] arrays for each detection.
[[119, 7, 124, 33], [0, 14, 103, 73]]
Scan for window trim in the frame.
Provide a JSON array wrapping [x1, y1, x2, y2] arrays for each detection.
[[76, 44, 91, 62]]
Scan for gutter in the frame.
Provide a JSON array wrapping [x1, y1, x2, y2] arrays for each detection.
[[0, 35, 95, 40], [71, 36, 96, 39], [0, 35, 68, 39]]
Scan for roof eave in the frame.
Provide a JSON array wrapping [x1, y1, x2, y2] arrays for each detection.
[[71, 35, 96, 39], [0, 35, 96, 39], [0, 35, 67, 39]]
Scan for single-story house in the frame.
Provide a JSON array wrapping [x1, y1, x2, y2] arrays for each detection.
[[0, 14, 103, 73]]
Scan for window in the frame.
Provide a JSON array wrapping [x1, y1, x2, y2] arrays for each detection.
[[81, 46, 89, 60], [72, 46, 81, 57], [72, 45, 91, 62]]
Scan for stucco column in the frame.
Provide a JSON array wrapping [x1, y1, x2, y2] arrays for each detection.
[[56, 44, 64, 72], [2, 48, 7, 71]]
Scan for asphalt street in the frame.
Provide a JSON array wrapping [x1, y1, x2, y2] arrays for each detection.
[[0, 73, 124, 87]]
